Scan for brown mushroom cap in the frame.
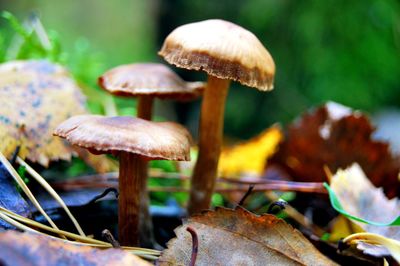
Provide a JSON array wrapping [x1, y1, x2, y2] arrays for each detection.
[[54, 115, 191, 161], [98, 63, 204, 100], [159, 19, 275, 91]]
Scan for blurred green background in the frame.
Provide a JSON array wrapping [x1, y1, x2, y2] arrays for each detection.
[[1, 0, 400, 140]]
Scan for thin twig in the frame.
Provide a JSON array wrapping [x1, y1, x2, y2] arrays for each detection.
[[10, 145, 20, 166], [237, 185, 255, 206], [88, 188, 119, 205], [102, 229, 120, 248], [186, 226, 198, 266], [63, 171, 326, 190], [52, 181, 327, 194]]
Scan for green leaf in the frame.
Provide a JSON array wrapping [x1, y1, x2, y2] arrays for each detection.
[[324, 182, 400, 226], [1, 11, 30, 39], [211, 193, 224, 207], [17, 165, 29, 184], [149, 160, 177, 173]]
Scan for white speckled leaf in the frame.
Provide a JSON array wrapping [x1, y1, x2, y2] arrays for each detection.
[[0, 60, 86, 167]]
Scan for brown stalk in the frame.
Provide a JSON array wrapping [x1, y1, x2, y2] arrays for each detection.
[[188, 76, 230, 214], [136, 95, 157, 248], [118, 152, 146, 246], [137, 95, 153, 119]]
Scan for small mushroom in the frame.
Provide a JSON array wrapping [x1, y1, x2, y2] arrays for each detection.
[[98, 63, 204, 120], [98, 63, 203, 246], [54, 115, 191, 246], [159, 19, 275, 214]]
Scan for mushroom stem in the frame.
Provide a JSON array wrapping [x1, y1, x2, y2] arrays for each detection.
[[137, 95, 153, 120], [188, 76, 230, 214], [118, 152, 145, 246], [136, 95, 157, 248]]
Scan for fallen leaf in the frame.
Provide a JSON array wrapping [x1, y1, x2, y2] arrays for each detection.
[[0, 160, 30, 229], [327, 164, 400, 257], [343, 233, 400, 263], [218, 125, 282, 177], [328, 164, 400, 227], [268, 102, 400, 198], [158, 206, 337, 265], [328, 215, 363, 242], [0, 60, 86, 167], [0, 230, 151, 266]]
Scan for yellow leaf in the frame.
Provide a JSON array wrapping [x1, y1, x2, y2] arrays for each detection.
[[343, 233, 400, 263], [218, 125, 282, 177], [329, 215, 364, 242], [0, 60, 86, 167]]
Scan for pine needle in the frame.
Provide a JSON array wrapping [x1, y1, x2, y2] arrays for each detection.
[[0, 207, 160, 258], [16, 156, 86, 236], [0, 152, 63, 237]]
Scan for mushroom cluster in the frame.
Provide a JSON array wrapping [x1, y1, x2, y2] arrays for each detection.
[[53, 18, 274, 247], [97, 63, 203, 246]]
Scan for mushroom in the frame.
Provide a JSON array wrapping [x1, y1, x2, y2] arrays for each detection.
[[98, 63, 204, 120], [98, 63, 203, 246], [159, 19, 275, 214], [54, 115, 191, 246]]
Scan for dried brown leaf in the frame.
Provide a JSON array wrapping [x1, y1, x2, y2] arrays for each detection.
[[0, 230, 151, 266], [269, 102, 400, 198], [158, 207, 337, 265]]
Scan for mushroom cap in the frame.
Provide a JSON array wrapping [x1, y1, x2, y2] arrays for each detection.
[[0, 60, 87, 166], [54, 115, 192, 161], [98, 63, 204, 100], [159, 19, 275, 91]]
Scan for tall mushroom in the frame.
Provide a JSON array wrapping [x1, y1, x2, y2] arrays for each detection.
[[159, 19, 275, 214], [98, 63, 203, 246], [54, 115, 191, 246]]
